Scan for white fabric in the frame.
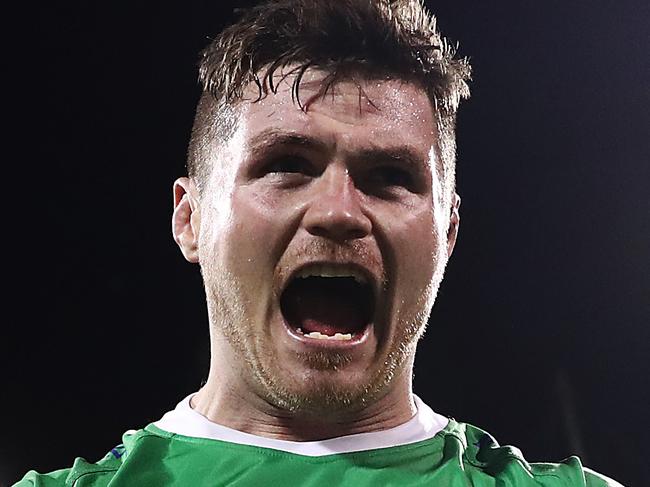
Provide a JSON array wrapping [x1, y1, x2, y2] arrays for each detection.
[[153, 394, 448, 457]]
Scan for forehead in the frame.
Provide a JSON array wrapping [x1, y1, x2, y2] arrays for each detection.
[[235, 70, 437, 154]]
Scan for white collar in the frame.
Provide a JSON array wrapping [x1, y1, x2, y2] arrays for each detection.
[[153, 394, 448, 457]]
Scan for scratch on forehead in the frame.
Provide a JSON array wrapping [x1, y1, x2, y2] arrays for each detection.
[[298, 78, 381, 116]]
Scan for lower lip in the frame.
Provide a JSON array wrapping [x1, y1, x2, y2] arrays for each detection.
[[283, 319, 372, 349]]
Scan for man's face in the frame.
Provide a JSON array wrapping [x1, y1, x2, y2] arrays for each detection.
[[181, 72, 458, 415]]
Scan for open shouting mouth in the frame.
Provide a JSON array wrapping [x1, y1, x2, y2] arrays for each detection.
[[280, 263, 377, 346]]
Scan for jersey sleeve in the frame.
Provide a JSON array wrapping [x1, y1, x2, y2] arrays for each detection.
[[12, 437, 130, 487], [459, 421, 626, 487], [13, 468, 70, 487]]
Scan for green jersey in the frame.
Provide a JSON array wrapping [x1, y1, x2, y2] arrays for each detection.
[[16, 395, 622, 486]]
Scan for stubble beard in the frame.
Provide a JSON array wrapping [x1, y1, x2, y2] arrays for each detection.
[[200, 247, 447, 419]]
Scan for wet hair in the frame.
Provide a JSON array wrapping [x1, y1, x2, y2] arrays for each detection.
[[187, 0, 471, 200]]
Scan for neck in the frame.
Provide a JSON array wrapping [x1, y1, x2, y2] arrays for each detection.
[[191, 361, 417, 442]]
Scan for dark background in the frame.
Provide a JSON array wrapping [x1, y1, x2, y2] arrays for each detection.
[[4, 1, 648, 485]]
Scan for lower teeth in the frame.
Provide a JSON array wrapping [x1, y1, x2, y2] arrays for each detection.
[[297, 328, 353, 340]]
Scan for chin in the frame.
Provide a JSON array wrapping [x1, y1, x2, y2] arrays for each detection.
[[253, 354, 399, 416]]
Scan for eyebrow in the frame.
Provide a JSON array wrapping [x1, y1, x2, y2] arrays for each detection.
[[246, 128, 431, 173], [247, 129, 329, 159], [350, 147, 428, 173]]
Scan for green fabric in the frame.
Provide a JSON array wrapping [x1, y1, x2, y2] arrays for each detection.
[[15, 420, 622, 486]]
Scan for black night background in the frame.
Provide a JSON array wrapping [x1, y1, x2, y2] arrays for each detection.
[[4, 1, 648, 485]]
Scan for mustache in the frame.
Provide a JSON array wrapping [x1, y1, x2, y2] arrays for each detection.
[[274, 238, 386, 289]]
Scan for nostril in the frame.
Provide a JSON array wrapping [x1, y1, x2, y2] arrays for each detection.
[[308, 225, 366, 241], [305, 210, 372, 242]]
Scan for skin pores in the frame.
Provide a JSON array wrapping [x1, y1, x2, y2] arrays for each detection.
[[175, 70, 459, 439]]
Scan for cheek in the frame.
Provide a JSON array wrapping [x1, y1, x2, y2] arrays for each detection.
[[384, 207, 442, 339], [220, 188, 291, 269], [391, 205, 440, 284]]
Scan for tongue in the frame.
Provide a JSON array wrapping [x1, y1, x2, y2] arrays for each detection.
[[285, 278, 367, 336]]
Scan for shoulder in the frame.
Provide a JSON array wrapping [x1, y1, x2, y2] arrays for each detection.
[[446, 420, 624, 487], [13, 429, 151, 487]]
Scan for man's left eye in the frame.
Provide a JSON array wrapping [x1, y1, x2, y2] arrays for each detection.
[[368, 166, 414, 189]]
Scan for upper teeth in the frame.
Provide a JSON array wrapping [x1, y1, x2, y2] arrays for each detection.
[[294, 264, 368, 284]]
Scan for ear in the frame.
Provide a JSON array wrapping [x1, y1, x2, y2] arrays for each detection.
[[446, 192, 461, 258], [172, 177, 200, 263]]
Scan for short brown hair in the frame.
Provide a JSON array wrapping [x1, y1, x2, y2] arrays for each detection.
[[187, 0, 471, 200]]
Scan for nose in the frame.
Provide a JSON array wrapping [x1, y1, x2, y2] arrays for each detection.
[[302, 165, 372, 242]]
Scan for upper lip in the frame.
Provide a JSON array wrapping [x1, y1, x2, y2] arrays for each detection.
[[280, 260, 381, 302]]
